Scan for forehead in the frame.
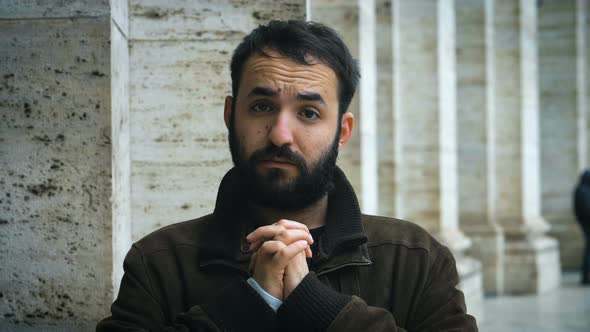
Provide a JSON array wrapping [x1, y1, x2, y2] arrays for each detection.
[[238, 52, 339, 98]]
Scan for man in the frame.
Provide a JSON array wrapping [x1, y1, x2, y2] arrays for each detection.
[[97, 20, 477, 331]]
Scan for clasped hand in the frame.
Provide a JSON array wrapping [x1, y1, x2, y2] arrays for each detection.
[[247, 219, 313, 301]]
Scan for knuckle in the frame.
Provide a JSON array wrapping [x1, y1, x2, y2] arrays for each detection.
[[259, 241, 273, 252]]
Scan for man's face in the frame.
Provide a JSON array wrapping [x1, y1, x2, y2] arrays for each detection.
[[226, 51, 346, 210]]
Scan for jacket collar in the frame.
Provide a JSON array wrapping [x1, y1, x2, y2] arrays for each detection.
[[199, 166, 371, 274]]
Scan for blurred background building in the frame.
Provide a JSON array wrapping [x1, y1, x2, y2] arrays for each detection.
[[1, 0, 588, 330]]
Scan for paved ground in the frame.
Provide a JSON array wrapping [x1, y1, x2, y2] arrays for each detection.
[[479, 272, 590, 331]]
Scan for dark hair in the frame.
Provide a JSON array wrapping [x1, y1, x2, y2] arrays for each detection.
[[230, 20, 360, 116]]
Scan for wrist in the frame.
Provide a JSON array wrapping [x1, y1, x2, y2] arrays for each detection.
[[247, 278, 283, 312]]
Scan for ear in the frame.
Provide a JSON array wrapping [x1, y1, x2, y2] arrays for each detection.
[[338, 112, 354, 150], [224, 95, 233, 130]]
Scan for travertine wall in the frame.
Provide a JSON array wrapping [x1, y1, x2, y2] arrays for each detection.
[[492, 0, 561, 294], [110, 0, 131, 298], [0, 1, 112, 330], [456, 0, 505, 295], [125, 0, 306, 242], [376, 0, 396, 218], [539, 0, 585, 270]]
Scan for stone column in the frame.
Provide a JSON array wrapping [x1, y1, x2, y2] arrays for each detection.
[[111, 0, 132, 297], [0, 1, 112, 329], [539, 0, 586, 270], [358, 0, 379, 215], [376, 0, 396, 218], [492, 0, 561, 293], [125, 1, 306, 244], [309, 0, 364, 208], [456, 0, 505, 295], [391, 0, 483, 319]]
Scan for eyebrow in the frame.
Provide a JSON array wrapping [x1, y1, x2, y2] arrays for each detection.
[[247, 86, 326, 105], [296, 91, 326, 105], [247, 87, 277, 98]]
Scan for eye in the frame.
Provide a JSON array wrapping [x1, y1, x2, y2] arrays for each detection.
[[251, 102, 274, 113], [300, 109, 320, 120]]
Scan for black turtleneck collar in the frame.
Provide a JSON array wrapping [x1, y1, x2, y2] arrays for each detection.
[[203, 166, 368, 263]]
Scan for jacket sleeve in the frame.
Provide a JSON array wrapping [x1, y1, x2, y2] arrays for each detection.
[[96, 246, 278, 332], [277, 246, 477, 332]]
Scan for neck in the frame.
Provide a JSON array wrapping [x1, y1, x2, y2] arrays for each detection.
[[247, 195, 328, 229]]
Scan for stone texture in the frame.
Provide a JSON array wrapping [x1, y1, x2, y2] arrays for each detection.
[[309, 0, 363, 208], [456, 0, 505, 294], [126, 1, 306, 241], [111, 0, 130, 37], [492, 0, 561, 293], [0, 15, 112, 328], [504, 237, 562, 294], [0, 0, 110, 18], [358, 0, 378, 215], [390, 0, 482, 319], [539, 0, 585, 270], [128, 0, 306, 40], [480, 272, 590, 331], [110, 13, 131, 297], [376, 0, 396, 218], [391, 0, 466, 244]]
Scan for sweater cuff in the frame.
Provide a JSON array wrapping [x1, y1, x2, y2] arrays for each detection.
[[277, 272, 351, 331], [199, 278, 278, 331]]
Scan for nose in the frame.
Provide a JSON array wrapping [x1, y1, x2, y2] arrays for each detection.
[[268, 111, 294, 147]]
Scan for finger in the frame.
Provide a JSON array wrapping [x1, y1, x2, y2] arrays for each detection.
[[246, 224, 286, 244], [275, 219, 310, 233], [273, 229, 314, 246], [246, 220, 311, 243], [273, 240, 309, 268], [249, 240, 262, 252], [254, 235, 311, 258], [258, 240, 288, 256], [248, 251, 257, 274]]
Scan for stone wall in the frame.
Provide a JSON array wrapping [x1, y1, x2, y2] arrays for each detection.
[[539, 0, 585, 270], [0, 1, 112, 330]]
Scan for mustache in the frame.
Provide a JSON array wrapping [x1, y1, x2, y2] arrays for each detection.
[[249, 145, 307, 170]]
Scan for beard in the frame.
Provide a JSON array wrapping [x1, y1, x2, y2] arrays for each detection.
[[228, 111, 340, 211]]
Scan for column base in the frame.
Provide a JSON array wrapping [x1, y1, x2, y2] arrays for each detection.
[[546, 217, 584, 270], [463, 223, 505, 295], [457, 256, 484, 323], [504, 235, 561, 294], [437, 228, 484, 322]]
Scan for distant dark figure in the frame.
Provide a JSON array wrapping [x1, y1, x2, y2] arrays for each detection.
[[574, 169, 590, 284]]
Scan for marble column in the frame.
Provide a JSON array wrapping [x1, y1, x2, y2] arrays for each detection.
[[358, 0, 379, 215], [376, 0, 396, 218], [111, 0, 131, 298], [539, 0, 586, 270], [0, 1, 112, 329], [492, 0, 561, 293], [456, 0, 505, 294], [391, 0, 483, 319]]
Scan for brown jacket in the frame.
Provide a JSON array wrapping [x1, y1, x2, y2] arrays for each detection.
[[97, 168, 477, 331]]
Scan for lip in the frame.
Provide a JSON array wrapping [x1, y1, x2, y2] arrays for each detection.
[[259, 159, 295, 167]]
